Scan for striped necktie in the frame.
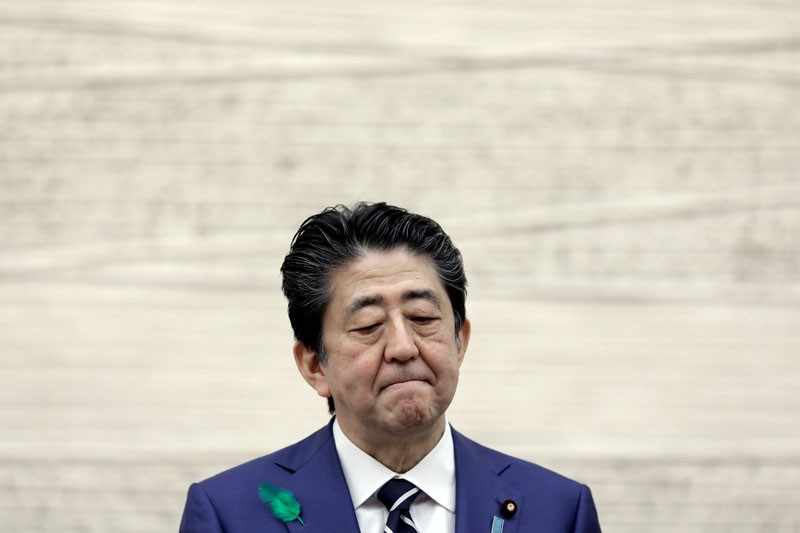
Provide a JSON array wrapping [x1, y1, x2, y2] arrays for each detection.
[[377, 478, 421, 533]]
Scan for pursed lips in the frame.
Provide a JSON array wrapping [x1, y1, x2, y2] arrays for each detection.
[[379, 376, 430, 392]]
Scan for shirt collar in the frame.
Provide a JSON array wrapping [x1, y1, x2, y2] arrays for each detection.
[[333, 418, 456, 513]]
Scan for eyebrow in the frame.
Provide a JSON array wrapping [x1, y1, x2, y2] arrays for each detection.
[[346, 295, 384, 319], [345, 289, 442, 319], [402, 288, 442, 310]]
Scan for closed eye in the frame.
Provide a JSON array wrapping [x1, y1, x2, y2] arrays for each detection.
[[353, 323, 381, 334], [411, 316, 437, 325]]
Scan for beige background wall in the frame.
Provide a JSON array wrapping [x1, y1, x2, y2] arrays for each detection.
[[1, 1, 799, 531]]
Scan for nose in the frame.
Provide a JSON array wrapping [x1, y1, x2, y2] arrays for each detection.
[[383, 319, 419, 363]]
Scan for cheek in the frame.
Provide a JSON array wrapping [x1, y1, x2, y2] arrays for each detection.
[[429, 349, 464, 382], [419, 335, 459, 359], [332, 349, 381, 390], [417, 332, 450, 351]]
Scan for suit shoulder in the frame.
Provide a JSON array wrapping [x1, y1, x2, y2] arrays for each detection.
[[197, 424, 333, 495], [453, 430, 589, 496]]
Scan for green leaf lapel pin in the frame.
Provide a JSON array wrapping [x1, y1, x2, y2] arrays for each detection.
[[259, 483, 305, 525]]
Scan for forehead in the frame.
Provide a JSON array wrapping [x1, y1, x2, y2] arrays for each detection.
[[326, 249, 448, 314]]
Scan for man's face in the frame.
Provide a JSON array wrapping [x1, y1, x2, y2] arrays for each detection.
[[298, 248, 470, 446]]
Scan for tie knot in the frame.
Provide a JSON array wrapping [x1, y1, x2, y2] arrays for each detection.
[[377, 478, 420, 513]]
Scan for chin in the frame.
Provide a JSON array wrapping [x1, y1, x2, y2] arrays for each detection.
[[385, 399, 440, 433]]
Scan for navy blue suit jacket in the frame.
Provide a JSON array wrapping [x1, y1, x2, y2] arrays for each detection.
[[180, 421, 601, 532]]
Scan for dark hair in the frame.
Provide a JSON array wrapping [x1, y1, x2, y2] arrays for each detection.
[[280, 202, 468, 413]]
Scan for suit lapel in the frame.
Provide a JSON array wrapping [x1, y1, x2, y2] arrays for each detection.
[[453, 430, 522, 533], [268, 423, 527, 533], [275, 421, 360, 533]]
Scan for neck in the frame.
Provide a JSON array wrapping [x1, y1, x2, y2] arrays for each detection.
[[339, 417, 446, 473]]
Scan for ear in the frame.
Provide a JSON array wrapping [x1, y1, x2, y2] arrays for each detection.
[[293, 341, 331, 399], [456, 318, 471, 366]]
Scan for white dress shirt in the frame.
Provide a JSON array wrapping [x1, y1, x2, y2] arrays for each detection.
[[333, 419, 456, 533]]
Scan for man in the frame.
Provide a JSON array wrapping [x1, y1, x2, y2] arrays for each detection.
[[180, 202, 601, 532]]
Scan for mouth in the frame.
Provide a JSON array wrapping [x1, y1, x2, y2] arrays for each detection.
[[380, 378, 428, 392]]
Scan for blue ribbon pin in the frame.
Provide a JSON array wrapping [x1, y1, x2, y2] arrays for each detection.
[[491, 516, 505, 533]]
